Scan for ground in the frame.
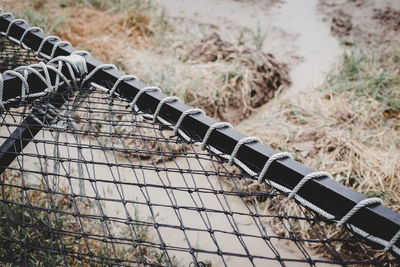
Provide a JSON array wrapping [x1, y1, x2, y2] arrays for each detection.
[[1, 0, 399, 264]]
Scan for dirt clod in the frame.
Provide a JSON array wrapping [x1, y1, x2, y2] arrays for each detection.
[[184, 33, 290, 124], [330, 11, 352, 37]]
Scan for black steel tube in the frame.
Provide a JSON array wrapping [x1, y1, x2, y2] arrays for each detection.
[[0, 90, 68, 174]]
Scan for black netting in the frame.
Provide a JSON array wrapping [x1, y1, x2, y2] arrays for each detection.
[[0, 84, 397, 266], [0, 33, 398, 266], [0, 35, 46, 72]]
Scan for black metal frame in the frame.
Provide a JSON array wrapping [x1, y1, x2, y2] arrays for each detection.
[[0, 85, 71, 174], [0, 12, 399, 255]]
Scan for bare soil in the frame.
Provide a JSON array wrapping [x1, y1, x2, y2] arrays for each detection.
[[183, 32, 290, 123], [319, 0, 400, 45]]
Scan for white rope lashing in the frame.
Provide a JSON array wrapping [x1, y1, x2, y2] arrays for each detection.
[[337, 197, 383, 227], [49, 55, 88, 76], [200, 122, 232, 150], [50, 40, 71, 58], [257, 152, 293, 183], [71, 50, 91, 57], [0, 55, 86, 111], [37, 35, 61, 58], [5, 18, 27, 38], [19, 26, 42, 48], [153, 96, 180, 123], [228, 137, 262, 165], [385, 230, 400, 253], [109, 75, 139, 96], [81, 64, 118, 87], [29, 55, 87, 125], [2, 70, 30, 100], [0, 12, 12, 19], [129, 86, 162, 110], [288, 172, 333, 200], [0, 74, 4, 110], [173, 108, 205, 136], [49, 55, 88, 88], [14, 65, 52, 91]]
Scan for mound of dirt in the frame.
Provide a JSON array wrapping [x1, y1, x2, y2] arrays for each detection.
[[184, 33, 290, 124]]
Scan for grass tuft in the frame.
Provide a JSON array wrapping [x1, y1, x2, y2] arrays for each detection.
[[232, 44, 400, 261], [13, 7, 64, 34], [324, 45, 400, 114]]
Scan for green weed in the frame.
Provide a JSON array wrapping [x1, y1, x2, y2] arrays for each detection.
[[14, 7, 64, 34], [324, 45, 400, 114], [249, 21, 267, 51]]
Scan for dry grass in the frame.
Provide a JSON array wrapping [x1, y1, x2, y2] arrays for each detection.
[[4, 0, 290, 124], [0, 168, 171, 266], [128, 32, 290, 124], [3, 0, 166, 64], [233, 45, 400, 261]]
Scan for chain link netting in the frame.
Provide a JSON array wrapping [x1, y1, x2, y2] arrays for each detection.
[[0, 35, 398, 266]]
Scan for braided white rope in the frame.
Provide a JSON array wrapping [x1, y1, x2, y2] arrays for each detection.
[[71, 50, 91, 57], [2, 70, 30, 100], [385, 230, 400, 253], [14, 65, 52, 91], [49, 55, 88, 89], [50, 40, 71, 58], [173, 108, 205, 136], [109, 75, 138, 96], [38, 62, 52, 92], [0, 13, 12, 21], [49, 55, 87, 76], [200, 122, 232, 150], [81, 64, 118, 87], [153, 96, 180, 123], [28, 55, 87, 126], [257, 152, 293, 183], [19, 26, 42, 47], [337, 198, 383, 227], [0, 55, 86, 109], [5, 18, 27, 38], [37, 35, 61, 58], [348, 224, 400, 255], [129, 86, 162, 110], [288, 172, 333, 200], [40, 64, 73, 89], [228, 137, 262, 165]]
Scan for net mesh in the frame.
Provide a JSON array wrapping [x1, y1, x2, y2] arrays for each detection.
[[0, 35, 398, 266], [0, 35, 43, 73]]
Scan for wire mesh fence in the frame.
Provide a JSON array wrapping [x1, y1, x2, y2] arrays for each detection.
[[0, 19, 399, 267]]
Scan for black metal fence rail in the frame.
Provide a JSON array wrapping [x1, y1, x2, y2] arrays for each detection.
[[0, 10, 399, 257]]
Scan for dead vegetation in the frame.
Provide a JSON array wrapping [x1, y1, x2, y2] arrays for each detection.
[[3, 0, 290, 124], [183, 33, 290, 123], [127, 32, 290, 124], [231, 45, 400, 262], [2, 0, 165, 65], [0, 169, 170, 266]]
